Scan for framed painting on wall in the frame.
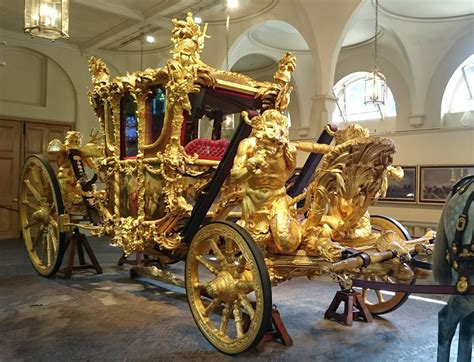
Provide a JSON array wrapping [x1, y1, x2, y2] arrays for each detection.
[[419, 165, 474, 203], [379, 166, 417, 203]]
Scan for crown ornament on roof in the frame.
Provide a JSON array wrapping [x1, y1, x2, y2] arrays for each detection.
[[171, 12, 209, 63]]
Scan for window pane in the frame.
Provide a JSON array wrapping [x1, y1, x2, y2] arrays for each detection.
[[120, 94, 138, 158], [442, 55, 474, 116], [332, 72, 396, 123], [145, 87, 166, 144]]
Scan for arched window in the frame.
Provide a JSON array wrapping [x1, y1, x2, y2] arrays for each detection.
[[332, 72, 396, 123], [441, 54, 474, 121]]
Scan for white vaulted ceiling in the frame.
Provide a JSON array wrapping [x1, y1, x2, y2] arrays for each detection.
[[0, 0, 277, 53], [0, 0, 472, 66]]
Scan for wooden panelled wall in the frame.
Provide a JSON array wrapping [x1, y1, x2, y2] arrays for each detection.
[[0, 119, 70, 239]]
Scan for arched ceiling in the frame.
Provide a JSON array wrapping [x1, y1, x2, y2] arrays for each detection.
[[231, 53, 276, 73], [0, 0, 277, 53], [342, 0, 473, 48], [380, 0, 473, 20], [0, 0, 472, 54], [249, 20, 309, 52]]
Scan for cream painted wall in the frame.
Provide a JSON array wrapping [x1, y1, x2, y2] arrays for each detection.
[[370, 128, 474, 226], [0, 29, 138, 136], [1, 2, 472, 232], [0, 47, 76, 124]]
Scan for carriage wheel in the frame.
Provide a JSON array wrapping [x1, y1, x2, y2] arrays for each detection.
[[19, 155, 66, 277], [185, 221, 271, 355], [358, 215, 413, 315]]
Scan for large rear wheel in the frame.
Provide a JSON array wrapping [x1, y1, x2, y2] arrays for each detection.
[[185, 221, 271, 355], [359, 215, 413, 315], [19, 155, 66, 277]]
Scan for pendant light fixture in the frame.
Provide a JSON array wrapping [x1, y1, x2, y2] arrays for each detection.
[[364, 0, 386, 106], [24, 0, 69, 41]]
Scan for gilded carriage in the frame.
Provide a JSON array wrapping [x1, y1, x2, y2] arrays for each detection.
[[19, 13, 434, 355]]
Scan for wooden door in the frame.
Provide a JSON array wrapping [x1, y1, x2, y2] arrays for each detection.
[[25, 123, 70, 161], [0, 120, 71, 239], [0, 120, 21, 239]]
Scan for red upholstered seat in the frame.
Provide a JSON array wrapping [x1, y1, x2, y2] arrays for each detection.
[[184, 138, 229, 161]]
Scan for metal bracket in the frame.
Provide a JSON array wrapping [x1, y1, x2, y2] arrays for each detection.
[[58, 214, 71, 232]]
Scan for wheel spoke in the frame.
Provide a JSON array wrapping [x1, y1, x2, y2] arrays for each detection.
[[209, 238, 226, 264], [31, 165, 44, 187], [196, 255, 220, 275], [47, 235, 53, 267], [25, 220, 41, 229], [239, 295, 255, 321], [362, 288, 368, 304], [24, 179, 42, 202], [204, 298, 221, 317], [233, 302, 244, 339], [32, 225, 45, 248], [50, 218, 58, 229], [193, 282, 207, 291], [48, 227, 58, 254], [40, 234, 48, 264], [22, 199, 40, 211], [219, 302, 232, 336], [375, 289, 384, 303], [235, 255, 247, 273], [31, 167, 49, 197], [225, 238, 236, 257], [237, 280, 254, 293], [370, 276, 384, 303]]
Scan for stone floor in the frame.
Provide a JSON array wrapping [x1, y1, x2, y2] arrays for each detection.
[[0, 237, 464, 361]]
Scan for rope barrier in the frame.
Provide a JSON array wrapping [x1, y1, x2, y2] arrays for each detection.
[[0, 205, 19, 212]]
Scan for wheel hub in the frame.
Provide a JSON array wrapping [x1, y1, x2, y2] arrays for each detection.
[[206, 271, 239, 302], [32, 206, 51, 225]]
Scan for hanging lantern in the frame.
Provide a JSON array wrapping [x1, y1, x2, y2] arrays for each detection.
[[24, 0, 69, 41], [364, 65, 386, 105], [363, 0, 386, 107]]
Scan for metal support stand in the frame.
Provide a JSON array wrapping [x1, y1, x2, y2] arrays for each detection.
[[324, 289, 373, 326], [59, 227, 102, 278], [256, 305, 293, 352]]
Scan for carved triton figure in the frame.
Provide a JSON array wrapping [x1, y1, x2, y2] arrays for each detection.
[[230, 109, 333, 254]]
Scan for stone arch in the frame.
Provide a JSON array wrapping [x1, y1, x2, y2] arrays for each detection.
[[427, 27, 474, 127], [334, 43, 414, 131], [226, 18, 316, 133], [230, 53, 302, 136]]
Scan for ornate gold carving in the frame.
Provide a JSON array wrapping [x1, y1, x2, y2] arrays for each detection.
[[48, 131, 103, 215], [88, 56, 110, 86], [50, 13, 428, 298], [230, 110, 301, 254], [259, 52, 296, 112], [300, 126, 398, 257], [186, 222, 268, 354]]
